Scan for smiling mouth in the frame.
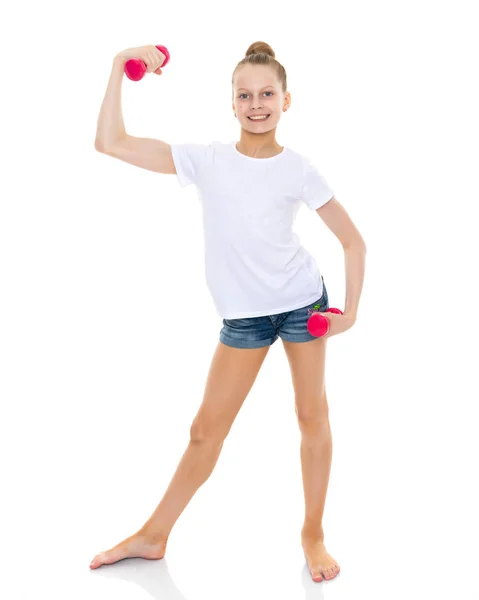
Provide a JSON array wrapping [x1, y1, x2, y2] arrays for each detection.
[[248, 115, 271, 121]]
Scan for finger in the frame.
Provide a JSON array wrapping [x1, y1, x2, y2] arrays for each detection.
[[155, 47, 165, 64], [146, 52, 155, 72], [152, 51, 161, 70]]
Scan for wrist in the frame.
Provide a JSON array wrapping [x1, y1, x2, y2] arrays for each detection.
[[113, 55, 126, 68]]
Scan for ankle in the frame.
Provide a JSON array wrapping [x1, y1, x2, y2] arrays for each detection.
[[138, 525, 170, 543], [301, 522, 324, 541]]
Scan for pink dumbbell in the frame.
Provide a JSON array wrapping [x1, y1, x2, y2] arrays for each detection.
[[124, 45, 170, 81], [307, 307, 344, 337]]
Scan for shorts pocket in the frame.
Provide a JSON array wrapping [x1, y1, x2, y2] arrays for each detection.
[[223, 317, 254, 328], [319, 278, 329, 309], [306, 281, 329, 316]]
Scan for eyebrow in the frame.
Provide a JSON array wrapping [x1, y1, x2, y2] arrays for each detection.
[[236, 85, 276, 92]]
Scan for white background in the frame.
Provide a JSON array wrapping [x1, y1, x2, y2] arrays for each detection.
[[1, 1, 478, 599]]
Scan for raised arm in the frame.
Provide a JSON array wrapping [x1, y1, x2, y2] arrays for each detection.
[[94, 47, 176, 175]]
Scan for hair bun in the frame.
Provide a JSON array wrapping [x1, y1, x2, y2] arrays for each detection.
[[245, 41, 275, 59]]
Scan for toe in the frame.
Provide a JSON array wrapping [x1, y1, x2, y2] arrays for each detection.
[[312, 570, 323, 582], [89, 555, 102, 569]]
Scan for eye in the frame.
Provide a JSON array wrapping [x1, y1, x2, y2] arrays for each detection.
[[238, 91, 274, 99]]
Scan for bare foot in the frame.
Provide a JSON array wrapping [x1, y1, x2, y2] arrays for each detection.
[[301, 534, 340, 582], [89, 530, 168, 570]]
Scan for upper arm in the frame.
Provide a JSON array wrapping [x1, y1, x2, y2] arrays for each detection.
[[95, 135, 176, 175], [315, 196, 366, 248]]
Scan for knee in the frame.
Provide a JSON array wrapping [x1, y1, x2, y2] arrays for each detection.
[[189, 419, 227, 446], [296, 401, 330, 437]]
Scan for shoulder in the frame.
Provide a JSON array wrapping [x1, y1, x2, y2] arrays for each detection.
[[284, 147, 314, 173], [170, 140, 224, 187], [170, 140, 223, 169], [289, 149, 330, 182], [177, 140, 230, 160]]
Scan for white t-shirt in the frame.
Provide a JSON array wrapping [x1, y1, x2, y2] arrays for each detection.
[[170, 140, 334, 319]]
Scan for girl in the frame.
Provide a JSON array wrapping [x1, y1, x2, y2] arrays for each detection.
[[91, 41, 366, 583]]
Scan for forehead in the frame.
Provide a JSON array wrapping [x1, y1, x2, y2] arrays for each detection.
[[234, 64, 279, 91]]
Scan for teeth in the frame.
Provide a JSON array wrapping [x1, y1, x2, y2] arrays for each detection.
[[249, 115, 268, 120]]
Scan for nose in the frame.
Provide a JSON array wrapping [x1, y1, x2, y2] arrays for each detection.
[[251, 97, 264, 109]]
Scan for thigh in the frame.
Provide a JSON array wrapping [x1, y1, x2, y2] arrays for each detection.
[[281, 336, 328, 421], [277, 277, 330, 343], [191, 341, 270, 441]]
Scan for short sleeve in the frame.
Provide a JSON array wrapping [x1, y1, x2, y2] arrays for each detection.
[[170, 143, 211, 188], [300, 160, 334, 210]]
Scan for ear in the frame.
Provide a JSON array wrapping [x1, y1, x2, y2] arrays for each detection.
[[284, 91, 291, 111]]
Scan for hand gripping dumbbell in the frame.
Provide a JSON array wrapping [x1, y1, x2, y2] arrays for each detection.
[[124, 45, 170, 81], [307, 307, 344, 337]]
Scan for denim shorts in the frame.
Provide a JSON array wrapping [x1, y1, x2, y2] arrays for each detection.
[[219, 276, 330, 349]]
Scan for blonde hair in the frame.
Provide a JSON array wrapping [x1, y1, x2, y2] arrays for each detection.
[[232, 41, 287, 93]]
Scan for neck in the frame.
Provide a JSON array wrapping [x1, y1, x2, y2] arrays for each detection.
[[236, 129, 282, 158]]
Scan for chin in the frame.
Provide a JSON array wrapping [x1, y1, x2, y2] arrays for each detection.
[[244, 120, 277, 131]]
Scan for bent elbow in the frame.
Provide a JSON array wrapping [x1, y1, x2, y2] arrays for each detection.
[[95, 139, 106, 153]]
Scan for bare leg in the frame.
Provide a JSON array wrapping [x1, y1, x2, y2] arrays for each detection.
[[90, 341, 270, 569], [282, 337, 340, 582], [299, 392, 340, 582]]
